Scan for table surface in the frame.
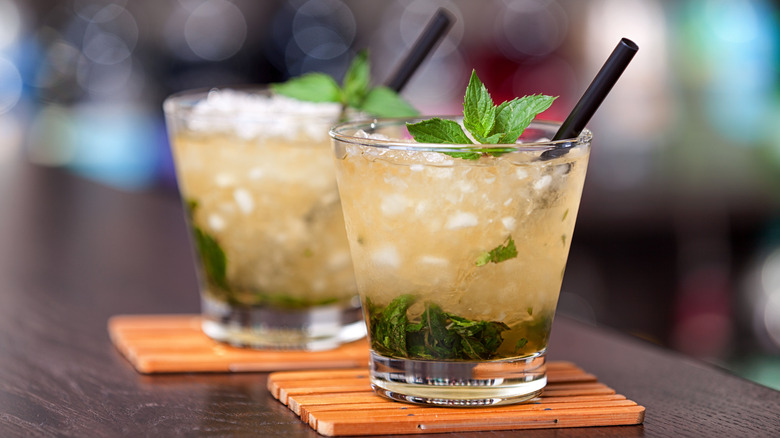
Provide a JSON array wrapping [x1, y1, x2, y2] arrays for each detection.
[[1, 160, 778, 437]]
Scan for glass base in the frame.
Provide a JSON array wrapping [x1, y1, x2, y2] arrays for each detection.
[[369, 351, 547, 406], [200, 294, 365, 351]]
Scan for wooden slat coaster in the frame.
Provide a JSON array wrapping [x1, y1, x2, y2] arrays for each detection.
[[268, 362, 645, 436], [108, 315, 370, 374]]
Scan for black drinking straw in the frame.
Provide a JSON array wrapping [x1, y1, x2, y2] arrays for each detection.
[[385, 8, 455, 92], [552, 38, 639, 141]]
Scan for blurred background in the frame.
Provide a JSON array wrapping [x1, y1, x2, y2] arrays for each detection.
[[1, 0, 779, 389]]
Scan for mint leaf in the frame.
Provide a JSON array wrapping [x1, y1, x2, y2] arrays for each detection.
[[270, 73, 342, 103], [342, 50, 370, 108], [186, 200, 230, 291], [494, 95, 556, 144], [475, 235, 518, 266], [405, 118, 481, 159], [474, 133, 502, 144], [369, 294, 416, 357], [406, 70, 556, 159], [271, 50, 418, 118], [447, 313, 510, 359], [406, 118, 473, 144], [361, 86, 419, 117], [406, 303, 456, 359], [369, 295, 510, 360], [193, 226, 229, 291], [463, 70, 496, 139]]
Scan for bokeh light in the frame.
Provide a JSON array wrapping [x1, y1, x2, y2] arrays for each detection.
[[185, 0, 247, 61], [270, 0, 357, 79], [759, 248, 780, 350], [583, 0, 670, 191], [371, 0, 466, 114], [0, 0, 22, 50], [0, 57, 22, 114], [496, 0, 568, 59], [693, 0, 776, 143]]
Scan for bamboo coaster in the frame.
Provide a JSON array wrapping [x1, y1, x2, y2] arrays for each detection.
[[108, 314, 370, 374], [268, 362, 645, 436]]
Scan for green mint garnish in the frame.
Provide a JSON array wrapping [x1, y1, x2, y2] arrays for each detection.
[[368, 294, 416, 357], [268, 73, 342, 103], [271, 50, 418, 118], [186, 200, 229, 291], [405, 117, 474, 145], [368, 295, 510, 360], [193, 227, 229, 291], [475, 235, 518, 266], [463, 70, 499, 144], [406, 70, 556, 159]]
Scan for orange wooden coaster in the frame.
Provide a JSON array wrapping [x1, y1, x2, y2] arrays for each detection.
[[268, 362, 645, 436], [108, 314, 370, 374]]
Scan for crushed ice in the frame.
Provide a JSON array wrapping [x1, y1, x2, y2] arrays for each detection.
[[352, 130, 457, 167], [186, 89, 342, 140], [233, 188, 254, 214], [371, 246, 401, 268], [354, 129, 390, 140]]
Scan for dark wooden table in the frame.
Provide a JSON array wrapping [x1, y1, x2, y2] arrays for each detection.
[[1, 160, 778, 437]]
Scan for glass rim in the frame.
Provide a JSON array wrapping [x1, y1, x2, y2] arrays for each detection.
[[162, 85, 345, 123], [329, 118, 592, 153]]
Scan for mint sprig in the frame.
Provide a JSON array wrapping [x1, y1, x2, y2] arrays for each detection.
[[186, 200, 229, 291], [368, 294, 510, 360], [475, 235, 518, 266], [406, 70, 556, 159], [271, 50, 418, 118]]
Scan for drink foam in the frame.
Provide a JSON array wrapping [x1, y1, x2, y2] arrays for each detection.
[[184, 89, 343, 141]]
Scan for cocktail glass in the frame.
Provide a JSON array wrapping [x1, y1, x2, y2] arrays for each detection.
[[330, 118, 591, 405], [163, 87, 364, 350]]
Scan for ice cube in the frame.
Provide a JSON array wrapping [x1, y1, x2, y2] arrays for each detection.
[[534, 175, 552, 191], [345, 144, 362, 157], [446, 212, 478, 229], [248, 168, 264, 179], [215, 173, 236, 187], [501, 217, 516, 231], [355, 129, 391, 140], [381, 194, 409, 216], [383, 175, 409, 189], [371, 246, 401, 269], [456, 180, 476, 193], [414, 201, 428, 216], [429, 168, 454, 179], [418, 255, 449, 267], [233, 188, 254, 214], [208, 214, 226, 231], [328, 251, 351, 270]]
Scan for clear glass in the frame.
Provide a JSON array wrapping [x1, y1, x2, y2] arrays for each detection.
[[330, 118, 592, 405], [163, 87, 364, 350]]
